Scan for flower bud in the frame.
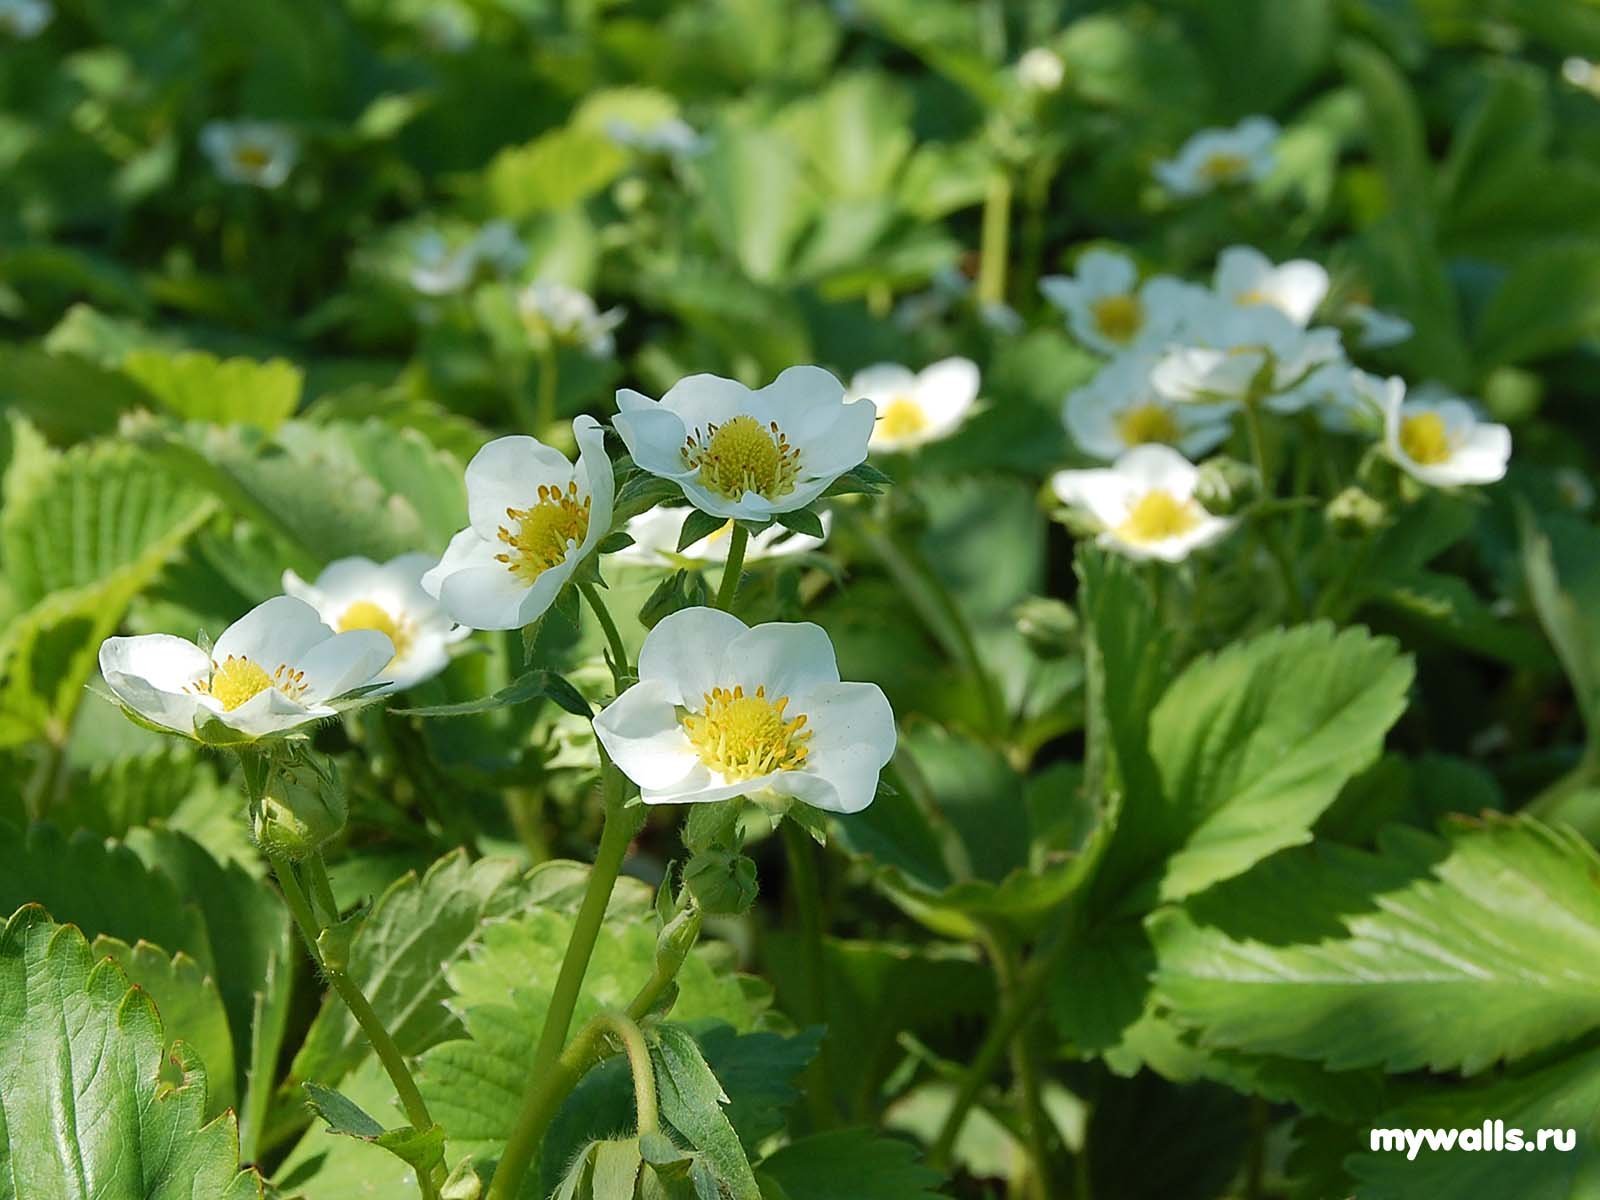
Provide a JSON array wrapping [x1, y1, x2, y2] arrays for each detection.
[[1194, 456, 1260, 516], [682, 849, 759, 916], [1014, 596, 1078, 660], [1324, 486, 1388, 538], [252, 760, 347, 862]]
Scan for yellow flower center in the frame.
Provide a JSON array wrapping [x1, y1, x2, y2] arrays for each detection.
[[878, 396, 927, 441], [1201, 151, 1249, 183], [681, 684, 811, 782], [1090, 293, 1144, 343], [1115, 403, 1180, 447], [1236, 288, 1271, 308], [337, 600, 413, 665], [683, 415, 800, 500], [1116, 489, 1201, 544], [233, 144, 273, 171], [192, 655, 308, 712], [495, 484, 591, 583], [1399, 412, 1453, 465]]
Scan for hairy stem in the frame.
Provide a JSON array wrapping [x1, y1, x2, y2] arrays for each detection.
[[715, 523, 749, 611], [580, 580, 633, 685]]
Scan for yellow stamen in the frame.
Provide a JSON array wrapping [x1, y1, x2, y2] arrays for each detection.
[[233, 144, 273, 170], [495, 483, 591, 583], [1115, 403, 1180, 447], [1399, 412, 1453, 465], [877, 396, 928, 441], [1116, 489, 1201, 544], [681, 684, 812, 782], [682, 415, 800, 500], [1200, 151, 1249, 183], [338, 600, 413, 665], [1090, 293, 1144, 343], [191, 655, 308, 711]]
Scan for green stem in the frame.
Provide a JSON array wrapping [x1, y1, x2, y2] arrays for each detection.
[[490, 758, 640, 1200], [981, 929, 1054, 1200], [1242, 402, 1305, 621], [783, 821, 836, 1129], [978, 169, 1013, 308], [305, 852, 341, 925], [579, 581, 632, 685], [603, 1012, 659, 1135], [715, 524, 749, 611], [536, 346, 560, 435]]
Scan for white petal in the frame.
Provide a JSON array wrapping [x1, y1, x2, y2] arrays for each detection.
[[297, 629, 395, 702], [438, 555, 533, 631], [914, 357, 980, 429], [848, 363, 918, 401], [1051, 468, 1131, 527], [1116, 443, 1201, 497], [593, 678, 701, 790], [1076, 248, 1138, 296], [637, 606, 751, 706], [466, 437, 576, 540], [572, 415, 615, 546], [214, 596, 332, 666], [612, 400, 694, 483], [219, 687, 325, 737], [98, 634, 210, 735], [642, 767, 785, 806], [724, 621, 841, 701], [422, 528, 487, 600], [787, 680, 896, 814], [792, 396, 876, 480]]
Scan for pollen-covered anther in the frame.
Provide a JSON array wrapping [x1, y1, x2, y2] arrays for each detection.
[[1116, 489, 1202, 544], [494, 483, 592, 582], [189, 655, 309, 711], [682, 415, 802, 501], [681, 683, 812, 782]]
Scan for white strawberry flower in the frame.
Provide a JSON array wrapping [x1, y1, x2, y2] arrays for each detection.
[[849, 357, 979, 453], [615, 508, 830, 568], [612, 366, 875, 522], [1151, 300, 1343, 409], [1155, 116, 1279, 197], [282, 554, 471, 693], [1051, 444, 1235, 562], [98, 597, 394, 741], [410, 222, 527, 297], [1347, 303, 1414, 349], [1381, 379, 1511, 488], [200, 121, 299, 189], [421, 418, 615, 631], [1064, 353, 1233, 461], [1040, 249, 1205, 356], [1015, 47, 1065, 93], [0, 0, 51, 37], [1279, 363, 1389, 434], [518, 282, 624, 358], [592, 607, 895, 813], [1213, 246, 1328, 326]]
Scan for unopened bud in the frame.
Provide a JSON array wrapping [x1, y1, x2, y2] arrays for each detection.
[[1325, 486, 1388, 537], [683, 849, 758, 916], [1014, 596, 1078, 659], [1194, 456, 1260, 516], [252, 760, 347, 862]]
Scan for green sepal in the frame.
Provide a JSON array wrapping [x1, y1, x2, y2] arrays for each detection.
[[303, 1081, 447, 1178], [678, 508, 728, 551]]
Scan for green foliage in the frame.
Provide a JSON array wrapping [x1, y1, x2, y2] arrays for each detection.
[[122, 350, 302, 431], [0, 905, 262, 1200], [757, 1129, 945, 1200]]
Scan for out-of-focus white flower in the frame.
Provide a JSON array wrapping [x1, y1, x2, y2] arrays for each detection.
[[98, 597, 393, 741], [605, 115, 706, 157], [1554, 467, 1595, 513], [409, 221, 526, 297], [1151, 301, 1343, 409], [1347, 303, 1414, 349], [613, 366, 875, 522], [1016, 47, 1065, 93], [0, 0, 51, 37], [1051, 444, 1235, 562], [1040, 249, 1206, 356], [201, 121, 300, 189], [1064, 353, 1233, 461], [419, 3, 476, 51], [1213, 246, 1328, 326], [1563, 58, 1600, 97], [518, 282, 624, 357], [1381, 379, 1511, 487], [1155, 116, 1279, 197], [592, 607, 895, 813], [849, 358, 980, 453], [282, 555, 469, 692], [422, 419, 615, 630], [615, 508, 831, 567], [1281, 363, 1388, 434]]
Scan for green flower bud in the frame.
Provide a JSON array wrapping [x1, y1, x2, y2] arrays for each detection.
[[1324, 486, 1389, 538], [1014, 596, 1079, 659], [252, 760, 347, 862], [1193, 456, 1260, 516], [682, 849, 759, 916]]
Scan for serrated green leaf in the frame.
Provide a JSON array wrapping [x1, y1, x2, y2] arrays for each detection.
[[652, 1024, 760, 1200], [94, 934, 237, 1120], [290, 851, 529, 1090], [0, 905, 263, 1200], [122, 349, 301, 432], [1151, 816, 1600, 1075], [756, 1129, 944, 1200], [393, 668, 591, 719]]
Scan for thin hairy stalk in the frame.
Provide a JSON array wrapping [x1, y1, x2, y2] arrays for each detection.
[[580, 580, 632, 685], [715, 523, 749, 611]]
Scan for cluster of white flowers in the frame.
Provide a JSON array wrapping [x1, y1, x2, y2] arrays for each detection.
[[101, 368, 897, 815], [1045, 237, 1512, 561], [518, 282, 625, 358]]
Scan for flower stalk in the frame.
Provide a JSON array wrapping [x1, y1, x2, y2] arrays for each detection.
[[714, 523, 749, 611]]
